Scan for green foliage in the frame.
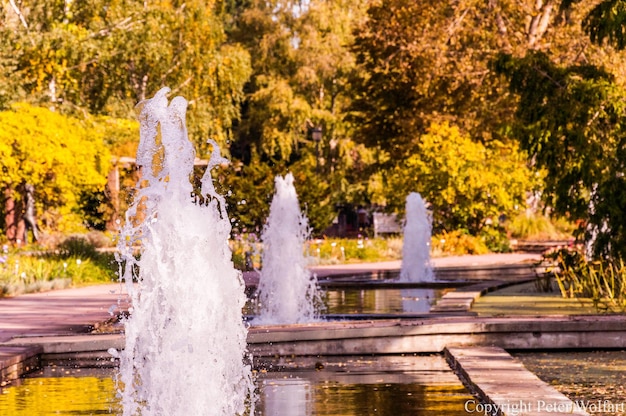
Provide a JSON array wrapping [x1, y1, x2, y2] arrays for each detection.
[[479, 226, 512, 253], [230, 235, 404, 269], [219, 154, 276, 233], [227, 0, 370, 232], [496, 50, 626, 260], [309, 237, 403, 264], [547, 248, 626, 312], [2, 0, 250, 151], [385, 122, 535, 235], [349, 0, 585, 156], [584, 0, 626, 50], [0, 103, 111, 232]]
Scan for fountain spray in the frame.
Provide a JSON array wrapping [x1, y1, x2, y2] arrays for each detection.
[[254, 173, 321, 324], [400, 192, 434, 282], [113, 88, 254, 415]]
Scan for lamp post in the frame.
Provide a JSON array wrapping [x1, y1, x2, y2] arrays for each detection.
[[312, 126, 322, 173]]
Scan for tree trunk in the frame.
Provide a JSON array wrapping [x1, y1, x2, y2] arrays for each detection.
[[4, 187, 17, 243], [106, 164, 120, 231]]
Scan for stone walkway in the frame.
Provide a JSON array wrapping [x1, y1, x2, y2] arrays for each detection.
[[446, 346, 589, 416]]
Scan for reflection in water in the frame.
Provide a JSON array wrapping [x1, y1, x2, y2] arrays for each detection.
[[258, 378, 313, 416], [321, 288, 443, 314], [0, 355, 476, 415], [255, 377, 474, 416], [0, 367, 120, 415], [247, 288, 447, 316]]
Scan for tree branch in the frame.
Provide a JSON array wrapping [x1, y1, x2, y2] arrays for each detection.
[[8, 0, 29, 29]]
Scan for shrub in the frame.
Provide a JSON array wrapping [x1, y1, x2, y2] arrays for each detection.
[[432, 230, 490, 256]]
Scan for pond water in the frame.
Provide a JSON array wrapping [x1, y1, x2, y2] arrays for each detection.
[[514, 350, 626, 416], [245, 287, 448, 316], [0, 354, 476, 415]]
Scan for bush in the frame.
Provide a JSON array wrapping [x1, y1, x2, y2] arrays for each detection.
[[479, 226, 511, 253], [432, 230, 490, 256], [384, 122, 535, 235]]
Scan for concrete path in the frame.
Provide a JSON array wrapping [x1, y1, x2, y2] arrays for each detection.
[[311, 252, 541, 277], [446, 346, 589, 415], [0, 283, 129, 344]]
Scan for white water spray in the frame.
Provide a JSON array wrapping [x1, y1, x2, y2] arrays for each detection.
[[254, 173, 321, 324], [114, 88, 254, 415], [400, 192, 434, 282]]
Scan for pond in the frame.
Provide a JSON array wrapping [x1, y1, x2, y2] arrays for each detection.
[[245, 287, 450, 316], [0, 354, 477, 415], [514, 350, 626, 416]]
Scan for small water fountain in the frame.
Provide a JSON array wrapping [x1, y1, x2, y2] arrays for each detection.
[[113, 88, 254, 415], [253, 173, 321, 324], [400, 192, 434, 282]]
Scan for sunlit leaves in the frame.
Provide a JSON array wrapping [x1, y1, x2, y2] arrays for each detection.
[[0, 103, 111, 232], [386, 122, 534, 234]]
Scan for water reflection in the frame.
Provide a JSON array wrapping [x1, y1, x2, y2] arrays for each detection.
[[0, 355, 476, 415], [0, 367, 119, 415], [255, 354, 475, 415], [324, 288, 440, 314], [246, 288, 447, 316]]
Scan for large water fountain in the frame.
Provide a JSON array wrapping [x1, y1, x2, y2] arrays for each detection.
[[113, 88, 254, 415], [253, 173, 321, 324], [400, 192, 434, 282]]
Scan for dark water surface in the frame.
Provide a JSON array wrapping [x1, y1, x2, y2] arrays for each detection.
[[514, 350, 626, 416]]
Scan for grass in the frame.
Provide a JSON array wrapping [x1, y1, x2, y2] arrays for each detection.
[[547, 248, 626, 313], [508, 213, 575, 241], [471, 281, 598, 316]]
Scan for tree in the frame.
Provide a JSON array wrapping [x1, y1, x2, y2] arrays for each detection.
[[349, 0, 606, 156], [0, 103, 111, 242], [346, 0, 626, 237], [385, 122, 535, 235], [227, 0, 372, 232], [1, 0, 251, 152], [496, 49, 626, 260]]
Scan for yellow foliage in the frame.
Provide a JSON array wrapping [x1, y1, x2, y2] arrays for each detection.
[[388, 122, 536, 234], [0, 103, 112, 232]]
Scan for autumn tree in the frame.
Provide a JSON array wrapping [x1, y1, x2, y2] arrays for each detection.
[[0, 104, 111, 244], [226, 0, 372, 232], [384, 122, 536, 235], [1, 0, 250, 152], [496, 0, 626, 259], [347, 0, 626, 237]]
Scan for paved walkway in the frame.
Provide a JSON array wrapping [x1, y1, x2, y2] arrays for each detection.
[[0, 253, 541, 344]]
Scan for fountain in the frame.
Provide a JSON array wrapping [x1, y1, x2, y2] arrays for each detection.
[[400, 192, 434, 282], [112, 88, 254, 415], [253, 173, 321, 324], [0, 75, 602, 416]]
